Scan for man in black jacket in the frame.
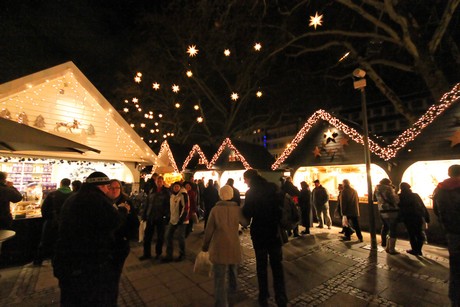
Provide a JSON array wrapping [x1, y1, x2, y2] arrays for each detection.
[[53, 171, 121, 306], [0, 171, 22, 230], [34, 178, 72, 265], [242, 169, 287, 307], [433, 165, 460, 307]]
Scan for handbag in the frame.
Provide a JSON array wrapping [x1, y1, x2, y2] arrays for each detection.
[[193, 251, 212, 277], [278, 225, 289, 245]]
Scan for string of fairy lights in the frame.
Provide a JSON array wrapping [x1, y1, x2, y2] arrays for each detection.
[[181, 144, 210, 172], [208, 138, 252, 170], [156, 141, 180, 173], [122, 12, 324, 145], [271, 82, 460, 170]]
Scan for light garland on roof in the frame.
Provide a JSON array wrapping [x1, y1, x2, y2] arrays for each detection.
[[158, 140, 179, 173], [209, 138, 252, 170], [181, 144, 210, 172], [271, 82, 460, 170]]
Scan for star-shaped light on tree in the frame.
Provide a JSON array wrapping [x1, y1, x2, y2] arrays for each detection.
[[254, 43, 262, 51], [256, 91, 263, 98], [175, 102, 181, 108], [187, 45, 199, 57], [197, 117, 203, 123], [152, 82, 160, 90], [134, 72, 142, 83], [224, 49, 231, 56], [231, 92, 239, 101], [309, 12, 323, 30], [132, 97, 138, 103], [447, 130, 460, 147], [186, 70, 193, 77], [172, 84, 180, 93]]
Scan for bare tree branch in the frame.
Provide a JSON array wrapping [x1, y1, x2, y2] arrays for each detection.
[[429, 0, 460, 53]]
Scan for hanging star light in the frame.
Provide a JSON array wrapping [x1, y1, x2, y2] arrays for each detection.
[[231, 92, 239, 101], [187, 45, 199, 57], [224, 49, 231, 56], [175, 102, 181, 108], [254, 43, 262, 51], [172, 84, 180, 93], [256, 91, 263, 98], [134, 72, 142, 83], [132, 97, 138, 103], [186, 70, 193, 77], [197, 116, 203, 123], [123, 108, 129, 113], [309, 12, 323, 29], [194, 105, 199, 110], [152, 82, 160, 90]]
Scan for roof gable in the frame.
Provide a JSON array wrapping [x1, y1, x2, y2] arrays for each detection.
[[272, 82, 460, 170], [0, 62, 158, 164], [209, 138, 274, 170], [181, 144, 211, 172]]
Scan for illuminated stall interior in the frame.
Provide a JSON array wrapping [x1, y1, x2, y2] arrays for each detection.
[[220, 170, 248, 193], [293, 164, 388, 201], [0, 62, 160, 218], [194, 170, 220, 185], [401, 160, 460, 207]]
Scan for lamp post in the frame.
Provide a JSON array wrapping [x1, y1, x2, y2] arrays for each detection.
[[353, 68, 377, 250]]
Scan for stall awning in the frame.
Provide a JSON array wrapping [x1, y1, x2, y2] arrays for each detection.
[[0, 118, 100, 154]]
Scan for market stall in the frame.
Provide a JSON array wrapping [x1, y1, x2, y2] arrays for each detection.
[[209, 138, 280, 194], [0, 62, 161, 263]]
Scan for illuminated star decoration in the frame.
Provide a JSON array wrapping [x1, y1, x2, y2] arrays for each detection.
[[152, 82, 160, 90], [231, 92, 239, 101], [256, 91, 263, 98], [224, 49, 231, 56], [134, 72, 142, 83], [172, 84, 180, 93], [187, 45, 199, 57], [324, 129, 338, 144], [186, 70, 193, 77], [309, 12, 323, 30], [447, 130, 460, 147], [254, 43, 262, 51], [132, 97, 138, 103], [339, 137, 349, 146], [313, 146, 321, 157]]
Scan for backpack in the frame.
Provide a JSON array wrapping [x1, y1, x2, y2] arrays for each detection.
[[280, 193, 300, 231]]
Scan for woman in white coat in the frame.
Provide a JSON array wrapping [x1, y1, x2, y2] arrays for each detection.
[[202, 185, 244, 307]]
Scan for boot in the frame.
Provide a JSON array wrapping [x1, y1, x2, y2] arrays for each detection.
[[386, 238, 398, 255]]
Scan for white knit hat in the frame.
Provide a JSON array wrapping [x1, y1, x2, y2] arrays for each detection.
[[219, 185, 234, 201]]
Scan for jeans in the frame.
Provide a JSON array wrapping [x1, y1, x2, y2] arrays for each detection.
[[315, 204, 331, 227], [213, 264, 238, 307], [381, 217, 398, 243], [254, 244, 287, 307], [446, 233, 460, 306], [143, 219, 166, 257], [165, 223, 186, 258]]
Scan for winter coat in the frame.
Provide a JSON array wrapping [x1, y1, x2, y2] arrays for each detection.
[[0, 183, 23, 229], [340, 186, 360, 217], [202, 200, 243, 264], [41, 186, 72, 221], [398, 190, 429, 223], [312, 185, 329, 208], [143, 186, 170, 222], [242, 176, 283, 248], [203, 186, 219, 212], [433, 177, 460, 234], [374, 183, 399, 220], [53, 185, 121, 281], [169, 187, 189, 225]]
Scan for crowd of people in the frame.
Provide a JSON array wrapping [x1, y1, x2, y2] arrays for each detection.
[[1, 166, 459, 307]]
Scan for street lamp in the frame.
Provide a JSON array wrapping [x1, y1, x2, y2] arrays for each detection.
[[353, 68, 377, 250]]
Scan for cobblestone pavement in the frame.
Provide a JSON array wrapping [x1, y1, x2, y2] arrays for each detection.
[[0, 224, 450, 306]]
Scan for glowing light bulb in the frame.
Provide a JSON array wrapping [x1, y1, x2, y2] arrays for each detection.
[[186, 70, 193, 77], [254, 43, 262, 51], [224, 49, 231, 56]]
